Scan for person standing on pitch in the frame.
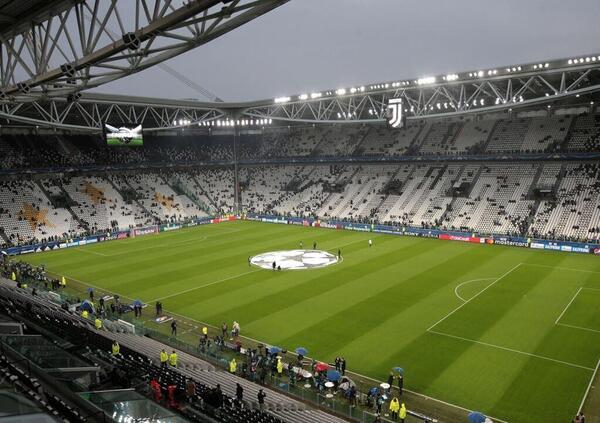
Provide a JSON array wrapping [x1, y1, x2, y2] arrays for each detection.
[[300, 241, 303, 249], [313, 241, 317, 249], [221, 322, 228, 338], [369, 239, 372, 247], [338, 249, 341, 259], [397, 374, 403, 396], [272, 261, 276, 271]]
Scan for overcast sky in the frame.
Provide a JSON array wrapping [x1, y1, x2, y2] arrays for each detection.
[[95, 0, 600, 102]]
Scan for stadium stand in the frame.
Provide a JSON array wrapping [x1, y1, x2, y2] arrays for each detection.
[[0, 279, 348, 423], [1, 111, 600, 244]]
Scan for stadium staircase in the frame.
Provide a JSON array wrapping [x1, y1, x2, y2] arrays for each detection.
[[192, 174, 222, 212], [0, 280, 348, 423], [0, 228, 10, 246], [168, 175, 213, 214], [48, 134, 74, 157], [526, 165, 546, 199], [346, 125, 373, 156], [559, 117, 579, 152], [371, 165, 405, 218], [408, 122, 433, 154], [478, 119, 502, 153], [35, 180, 90, 231]]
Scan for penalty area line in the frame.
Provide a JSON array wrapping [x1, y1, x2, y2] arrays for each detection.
[[454, 278, 496, 302], [428, 329, 594, 371], [554, 287, 583, 324], [427, 263, 523, 332], [148, 269, 260, 303]]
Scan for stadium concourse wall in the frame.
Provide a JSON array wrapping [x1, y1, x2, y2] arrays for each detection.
[[2, 213, 599, 258]]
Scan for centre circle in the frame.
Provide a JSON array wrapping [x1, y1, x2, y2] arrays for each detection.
[[250, 250, 339, 270]]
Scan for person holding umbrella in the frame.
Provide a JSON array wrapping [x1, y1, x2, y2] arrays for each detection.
[[386, 372, 394, 394], [392, 367, 404, 396], [295, 347, 307, 365]]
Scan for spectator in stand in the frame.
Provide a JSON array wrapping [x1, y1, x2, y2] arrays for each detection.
[[214, 384, 223, 409], [169, 350, 178, 368], [160, 349, 168, 368], [257, 388, 266, 411], [235, 382, 243, 407], [185, 379, 196, 404], [111, 341, 120, 356]]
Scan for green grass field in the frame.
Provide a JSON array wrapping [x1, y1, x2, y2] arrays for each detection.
[[21, 221, 600, 423]]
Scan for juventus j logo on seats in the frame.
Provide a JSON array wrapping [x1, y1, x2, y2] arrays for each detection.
[[387, 98, 403, 128]]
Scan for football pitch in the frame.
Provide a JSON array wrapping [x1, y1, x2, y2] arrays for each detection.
[[21, 221, 600, 423]]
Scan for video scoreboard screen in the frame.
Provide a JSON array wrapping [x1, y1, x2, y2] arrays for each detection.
[[103, 123, 144, 146]]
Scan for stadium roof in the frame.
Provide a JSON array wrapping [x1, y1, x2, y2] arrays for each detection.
[[0, 0, 599, 131], [2, 52, 600, 132]]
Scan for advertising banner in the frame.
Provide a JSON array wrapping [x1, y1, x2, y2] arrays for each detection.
[[133, 226, 159, 237]]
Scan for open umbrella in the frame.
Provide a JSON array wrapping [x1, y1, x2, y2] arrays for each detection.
[[314, 362, 329, 372], [132, 299, 143, 307], [86, 287, 94, 293], [268, 346, 282, 355], [326, 370, 341, 381], [368, 387, 379, 396], [295, 347, 308, 356], [80, 300, 95, 313], [468, 412, 486, 423], [392, 367, 404, 375]]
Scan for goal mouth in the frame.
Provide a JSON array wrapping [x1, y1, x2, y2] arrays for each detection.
[[250, 249, 339, 270]]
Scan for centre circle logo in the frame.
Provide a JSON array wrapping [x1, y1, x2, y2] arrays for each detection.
[[250, 250, 339, 270]]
